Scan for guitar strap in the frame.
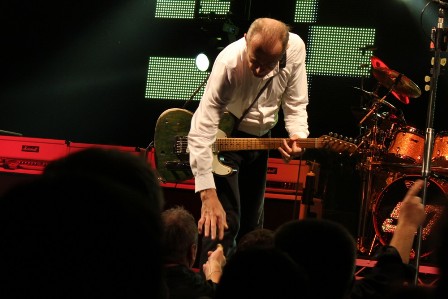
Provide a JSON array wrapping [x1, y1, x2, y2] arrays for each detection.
[[232, 76, 274, 134]]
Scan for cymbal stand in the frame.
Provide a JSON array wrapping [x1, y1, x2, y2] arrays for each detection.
[[412, 5, 446, 285], [356, 148, 376, 254], [356, 102, 383, 254], [359, 48, 371, 109]]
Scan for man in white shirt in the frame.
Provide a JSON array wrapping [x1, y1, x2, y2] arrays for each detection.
[[188, 17, 309, 269]]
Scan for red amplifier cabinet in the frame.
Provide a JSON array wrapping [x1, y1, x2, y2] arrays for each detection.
[[67, 141, 145, 158], [0, 136, 68, 174], [265, 158, 320, 200], [0, 136, 149, 175]]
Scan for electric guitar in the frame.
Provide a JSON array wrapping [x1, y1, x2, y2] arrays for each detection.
[[154, 108, 358, 183]]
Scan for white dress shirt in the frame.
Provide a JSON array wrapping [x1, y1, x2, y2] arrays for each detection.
[[188, 32, 309, 193]]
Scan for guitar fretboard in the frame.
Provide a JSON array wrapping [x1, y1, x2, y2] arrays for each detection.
[[174, 135, 357, 155], [213, 138, 325, 151]]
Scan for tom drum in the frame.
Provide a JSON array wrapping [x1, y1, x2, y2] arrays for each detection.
[[384, 126, 424, 164], [432, 131, 448, 168]]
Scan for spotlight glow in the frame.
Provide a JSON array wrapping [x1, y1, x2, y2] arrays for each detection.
[[195, 53, 210, 72]]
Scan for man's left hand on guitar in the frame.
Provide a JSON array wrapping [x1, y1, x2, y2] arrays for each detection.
[[278, 134, 303, 163]]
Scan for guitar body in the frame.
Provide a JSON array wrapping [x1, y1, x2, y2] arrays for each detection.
[[154, 108, 193, 183], [154, 108, 237, 183]]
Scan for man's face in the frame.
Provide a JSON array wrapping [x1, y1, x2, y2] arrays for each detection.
[[245, 34, 284, 78]]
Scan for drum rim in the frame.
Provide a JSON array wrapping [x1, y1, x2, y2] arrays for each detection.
[[394, 125, 424, 136], [436, 131, 448, 136]]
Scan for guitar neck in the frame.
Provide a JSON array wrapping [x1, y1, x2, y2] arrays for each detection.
[[213, 138, 324, 152]]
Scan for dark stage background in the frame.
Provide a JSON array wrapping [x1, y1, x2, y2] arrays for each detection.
[[1, 0, 447, 246]]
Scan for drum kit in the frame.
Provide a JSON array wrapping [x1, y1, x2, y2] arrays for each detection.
[[354, 56, 448, 261]]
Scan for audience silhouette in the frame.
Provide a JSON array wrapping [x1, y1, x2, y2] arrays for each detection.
[[0, 148, 165, 298], [274, 179, 427, 299], [43, 147, 164, 212], [215, 247, 310, 299], [236, 227, 275, 252]]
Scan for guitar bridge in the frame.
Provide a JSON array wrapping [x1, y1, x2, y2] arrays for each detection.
[[174, 136, 189, 155]]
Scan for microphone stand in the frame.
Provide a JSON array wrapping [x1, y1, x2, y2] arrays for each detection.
[[412, 6, 446, 286]]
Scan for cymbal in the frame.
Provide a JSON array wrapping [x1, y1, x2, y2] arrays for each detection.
[[372, 67, 422, 99], [371, 56, 388, 69], [370, 56, 421, 104], [370, 57, 409, 104], [390, 91, 410, 105]]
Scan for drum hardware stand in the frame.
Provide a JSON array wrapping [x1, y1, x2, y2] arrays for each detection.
[[356, 81, 403, 255], [356, 154, 377, 254], [358, 96, 388, 126], [356, 103, 385, 255], [358, 44, 377, 108], [412, 3, 447, 286], [355, 49, 422, 253], [368, 234, 378, 256]]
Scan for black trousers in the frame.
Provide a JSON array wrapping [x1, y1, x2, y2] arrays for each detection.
[[199, 130, 270, 268]]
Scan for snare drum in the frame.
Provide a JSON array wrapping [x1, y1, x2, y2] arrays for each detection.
[[384, 126, 424, 164], [432, 131, 448, 167], [373, 175, 448, 259]]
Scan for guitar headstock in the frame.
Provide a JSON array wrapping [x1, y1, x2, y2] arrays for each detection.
[[320, 133, 358, 155]]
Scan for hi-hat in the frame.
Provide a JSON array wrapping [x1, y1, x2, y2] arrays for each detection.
[[353, 87, 399, 111], [370, 56, 422, 104], [353, 86, 379, 99]]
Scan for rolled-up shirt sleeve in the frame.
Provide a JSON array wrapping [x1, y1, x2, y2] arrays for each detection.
[[188, 62, 231, 193], [282, 37, 309, 139]]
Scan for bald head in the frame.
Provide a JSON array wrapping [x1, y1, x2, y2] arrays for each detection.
[[246, 18, 290, 53], [245, 18, 290, 77]]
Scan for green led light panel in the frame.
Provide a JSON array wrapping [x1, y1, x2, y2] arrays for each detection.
[[155, 0, 195, 19], [155, 0, 230, 19], [306, 26, 375, 77], [200, 1, 231, 16], [146, 57, 209, 100], [295, 0, 319, 23]]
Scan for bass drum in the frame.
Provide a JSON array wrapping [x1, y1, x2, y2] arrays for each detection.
[[373, 175, 448, 259]]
